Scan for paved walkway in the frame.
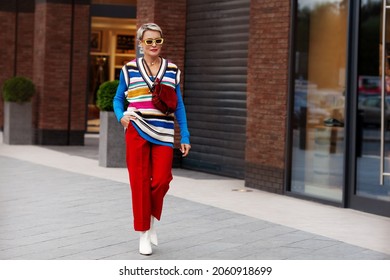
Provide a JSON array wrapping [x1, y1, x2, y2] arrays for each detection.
[[0, 133, 389, 260]]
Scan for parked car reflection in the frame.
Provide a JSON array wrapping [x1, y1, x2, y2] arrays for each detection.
[[358, 96, 390, 129]]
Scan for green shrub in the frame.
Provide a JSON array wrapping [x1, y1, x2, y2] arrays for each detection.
[[96, 80, 119, 111], [2, 76, 35, 103]]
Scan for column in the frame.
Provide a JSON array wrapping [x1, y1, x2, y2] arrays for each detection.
[[33, 0, 90, 145]]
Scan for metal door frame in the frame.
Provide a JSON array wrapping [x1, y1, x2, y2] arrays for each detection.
[[380, 0, 390, 184]]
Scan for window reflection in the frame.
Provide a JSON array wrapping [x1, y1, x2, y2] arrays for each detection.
[[291, 0, 348, 202], [356, 0, 390, 201]]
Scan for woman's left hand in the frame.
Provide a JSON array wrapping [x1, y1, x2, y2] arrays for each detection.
[[180, 144, 191, 157]]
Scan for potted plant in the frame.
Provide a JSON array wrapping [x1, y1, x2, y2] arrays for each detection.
[[1, 76, 35, 144], [96, 80, 126, 167]]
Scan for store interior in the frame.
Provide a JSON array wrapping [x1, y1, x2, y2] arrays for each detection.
[[88, 15, 137, 133]]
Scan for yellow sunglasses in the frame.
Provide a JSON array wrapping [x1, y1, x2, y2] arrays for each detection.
[[142, 38, 164, 45]]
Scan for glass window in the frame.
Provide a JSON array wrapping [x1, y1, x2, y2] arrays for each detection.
[[290, 0, 348, 202], [356, 0, 390, 202]]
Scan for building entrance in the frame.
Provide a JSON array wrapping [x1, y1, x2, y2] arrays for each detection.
[[289, 0, 390, 217], [352, 0, 390, 216]]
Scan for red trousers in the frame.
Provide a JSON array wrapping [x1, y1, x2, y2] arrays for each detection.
[[125, 125, 173, 231]]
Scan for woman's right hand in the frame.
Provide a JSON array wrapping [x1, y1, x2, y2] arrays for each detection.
[[120, 115, 136, 128]]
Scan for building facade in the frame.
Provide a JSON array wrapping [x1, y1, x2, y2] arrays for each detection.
[[1, 0, 389, 217]]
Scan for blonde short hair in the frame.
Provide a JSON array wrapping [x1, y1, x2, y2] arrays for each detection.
[[137, 23, 163, 41]]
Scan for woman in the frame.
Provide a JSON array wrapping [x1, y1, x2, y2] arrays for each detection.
[[113, 23, 191, 255]]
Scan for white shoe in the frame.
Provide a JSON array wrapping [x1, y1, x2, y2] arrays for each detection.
[[150, 216, 158, 246], [139, 231, 152, 255]]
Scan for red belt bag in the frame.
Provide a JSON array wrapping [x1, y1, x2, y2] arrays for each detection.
[[135, 57, 178, 115], [151, 78, 177, 115]]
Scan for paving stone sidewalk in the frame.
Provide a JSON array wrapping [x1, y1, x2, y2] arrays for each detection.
[[0, 156, 389, 260]]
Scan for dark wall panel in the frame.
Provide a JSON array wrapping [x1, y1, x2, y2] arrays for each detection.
[[183, 0, 250, 179]]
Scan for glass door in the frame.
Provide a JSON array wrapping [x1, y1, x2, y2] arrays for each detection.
[[353, 0, 390, 216], [290, 0, 348, 204]]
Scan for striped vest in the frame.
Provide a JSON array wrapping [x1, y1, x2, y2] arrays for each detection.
[[122, 57, 181, 145]]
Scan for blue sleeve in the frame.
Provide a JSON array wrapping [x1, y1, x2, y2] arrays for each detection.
[[174, 85, 190, 144], [113, 69, 128, 122]]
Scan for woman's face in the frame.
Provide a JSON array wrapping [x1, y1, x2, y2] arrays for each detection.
[[140, 30, 163, 58]]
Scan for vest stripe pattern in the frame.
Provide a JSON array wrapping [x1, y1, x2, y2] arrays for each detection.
[[122, 58, 181, 146]]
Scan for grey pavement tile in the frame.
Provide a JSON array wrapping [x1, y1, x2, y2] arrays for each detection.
[[307, 242, 384, 259], [248, 224, 299, 241], [150, 241, 243, 260], [55, 241, 137, 260], [254, 231, 319, 248], [241, 246, 316, 260], [286, 237, 343, 251], [345, 249, 390, 260]]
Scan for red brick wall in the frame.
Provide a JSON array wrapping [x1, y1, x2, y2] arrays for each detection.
[[153, 0, 186, 71], [245, 0, 291, 194], [136, 0, 155, 24], [34, 3, 72, 132], [70, 4, 90, 132], [0, 11, 16, 130], [136, 0, 187, 147], [33, 2, 89, 144], [16, 12, 34, 78], [136, 0, 186, 74]]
